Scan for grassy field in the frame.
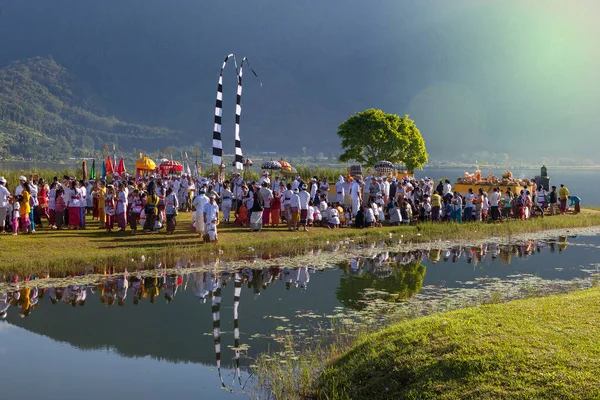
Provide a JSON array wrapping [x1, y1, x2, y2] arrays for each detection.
[[315, 287, 600, 399], [2, 209, 600, 275]]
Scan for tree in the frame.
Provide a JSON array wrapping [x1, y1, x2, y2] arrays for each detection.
[[337, 108, 428, 171]]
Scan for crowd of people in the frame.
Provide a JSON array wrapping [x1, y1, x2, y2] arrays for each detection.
[[0, 171, 581, 239]]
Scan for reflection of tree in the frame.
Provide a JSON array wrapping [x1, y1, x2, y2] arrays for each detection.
[[336, 261, 426, 310]]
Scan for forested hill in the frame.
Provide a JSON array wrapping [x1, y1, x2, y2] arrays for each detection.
[[0, 57, 181, 159]]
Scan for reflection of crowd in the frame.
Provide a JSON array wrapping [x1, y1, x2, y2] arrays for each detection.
[[0, 264, 317, 320], [0, 235, 574, 321]]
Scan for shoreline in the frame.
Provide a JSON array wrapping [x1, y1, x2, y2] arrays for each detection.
[[3, 211, 600, 285]]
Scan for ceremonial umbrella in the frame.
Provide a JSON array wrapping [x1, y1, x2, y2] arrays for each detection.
[[261, 160, 282, 171], [159, 160, 183, 176], [279, 159, 297, 177], [135, 156, 156, 178], [374, 160, 394, 176]]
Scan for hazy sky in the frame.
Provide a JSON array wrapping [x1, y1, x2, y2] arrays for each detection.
[[1, 0, 598, 160]]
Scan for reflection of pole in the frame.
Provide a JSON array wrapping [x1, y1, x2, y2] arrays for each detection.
[[234, 271, 242, 384], [212, 283, 225, 387]]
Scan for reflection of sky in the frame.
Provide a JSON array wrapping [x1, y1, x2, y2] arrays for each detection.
[[0, 323, 233, 400], [2, 235, 599, 398]]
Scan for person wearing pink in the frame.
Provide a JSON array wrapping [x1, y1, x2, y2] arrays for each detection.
[[104, 185, 116, 233], [54, 188, 66, 230], [67, 181, 81, 229]]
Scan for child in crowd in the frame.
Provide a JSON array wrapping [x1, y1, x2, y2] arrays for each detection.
[[130, 190, 143, 234], [206, 221, 218, 243], [235, 203, 249, 227], [19, 189, 31, 234], [11, 196, 20, 235], [54, 188, 66, 230], [104, 185, 116, 233]]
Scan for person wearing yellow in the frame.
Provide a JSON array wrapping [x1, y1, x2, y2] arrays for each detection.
[[144, 189, 160, 232], [19, 182, 32, 234], [96, 181, 107, 228], [431, 192, 442, 221], [558, 184, 569, 215]]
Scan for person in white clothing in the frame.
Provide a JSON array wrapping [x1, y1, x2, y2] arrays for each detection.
[[335, 176, 345, 204], [489, 187, 501, 221], [0, 177, 10, 233], [298, 184, 311, 231], [350, 178, 361, 217], [192, 189, 209, 235], [203, 194, 220, 242]]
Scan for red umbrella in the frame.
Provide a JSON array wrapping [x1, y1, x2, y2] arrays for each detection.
[[159, 160, 184, 176]]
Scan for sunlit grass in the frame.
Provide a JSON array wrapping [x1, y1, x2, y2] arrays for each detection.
[[2, 209, 599, 276], [315, 288, 600, 399]]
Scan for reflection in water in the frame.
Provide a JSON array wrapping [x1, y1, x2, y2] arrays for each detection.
[[1, 234, 590, 394]]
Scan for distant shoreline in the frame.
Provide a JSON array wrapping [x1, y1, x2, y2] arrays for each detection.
[[1, 160, 600, 171]]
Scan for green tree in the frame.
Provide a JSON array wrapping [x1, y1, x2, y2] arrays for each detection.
[[337, 108, 428, 171]]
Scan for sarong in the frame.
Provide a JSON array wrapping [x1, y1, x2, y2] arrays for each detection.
[[270, 208, 280, 225], [68, 206, 80, 227], [300, 209, 308, 225], [262, 207, 270, 225], [250, 210, 263, 231], [106, 214, 114, 230], [117, 212, 127, 230]]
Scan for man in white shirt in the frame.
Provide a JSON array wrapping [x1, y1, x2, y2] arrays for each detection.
[[14, 175, 27, 197], [192, 189, 209, 236], [203, 194, 219, 242], [350, 178, 361, 217], [291, 175, 302, 191], [258, 172, 271, 186], [282, 183, 294, 226], [298, 184, 311, 231], [203, 194, 219, 224], [288, 188, 301, 230], [489, 187, 501, 221], [260, 182, 273, 226], [443, 179, 452, 196], [0, 177, 10, 233], [335, 176, 345, 204], [271, 175, 281, 192]]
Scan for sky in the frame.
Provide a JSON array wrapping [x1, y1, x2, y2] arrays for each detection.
[[0, 0, 598, 161]]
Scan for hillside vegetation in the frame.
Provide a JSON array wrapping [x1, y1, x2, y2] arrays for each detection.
[[0, 57, 181, 159]]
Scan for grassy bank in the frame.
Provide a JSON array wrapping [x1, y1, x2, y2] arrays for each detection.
[[2, 209, 600, 275], [315, 288, 600, 399]]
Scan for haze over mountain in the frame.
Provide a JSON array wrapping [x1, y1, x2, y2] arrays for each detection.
[[0, 0, 598, 162]]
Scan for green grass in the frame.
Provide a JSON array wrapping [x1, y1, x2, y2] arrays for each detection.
[[2, 209, 600, 276], [315, 288, 600, 399]]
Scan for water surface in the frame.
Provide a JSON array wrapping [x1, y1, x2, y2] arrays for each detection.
[[1, 234, 600, 398]]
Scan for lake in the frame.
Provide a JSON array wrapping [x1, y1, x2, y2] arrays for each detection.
[[2, 233, 600, 398]]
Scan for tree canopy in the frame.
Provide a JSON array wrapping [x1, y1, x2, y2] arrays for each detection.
[[337, 108, 428, 171]]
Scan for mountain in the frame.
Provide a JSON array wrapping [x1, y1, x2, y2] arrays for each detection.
[[0, 1, 599, 162], [0, 57, 181, 159]]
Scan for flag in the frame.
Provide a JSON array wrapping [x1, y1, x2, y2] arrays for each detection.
[[90, 160, 96, 180], [102, 161, 107, 180], [116, 157, 126, 176], [106, 155, 114, 176], [186, 162, 191, 175], [193, 159, 199, 178], [82, 160, 87, 181]]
